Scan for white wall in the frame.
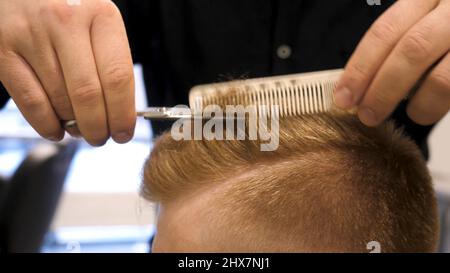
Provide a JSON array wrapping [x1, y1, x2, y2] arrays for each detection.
[[428, 113, 450, 195]]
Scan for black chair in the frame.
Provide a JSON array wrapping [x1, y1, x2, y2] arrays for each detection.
[[0, 140, 79, 253]]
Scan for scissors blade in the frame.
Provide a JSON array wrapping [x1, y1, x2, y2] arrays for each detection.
[[63, 107, 245, 130], [63, 107, 193, 130], [137, 107, 193, 120]]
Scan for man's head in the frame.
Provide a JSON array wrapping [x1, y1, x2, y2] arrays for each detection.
[[142, 111, 438, 252]]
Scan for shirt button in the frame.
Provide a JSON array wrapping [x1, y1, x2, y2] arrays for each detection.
[[277, 44, 292, 59]]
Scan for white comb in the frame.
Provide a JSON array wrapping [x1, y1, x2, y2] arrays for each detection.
[[189, 68, 343, 117], [63, 69, 343, 129]]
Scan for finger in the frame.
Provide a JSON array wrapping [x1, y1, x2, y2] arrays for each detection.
[[358, 2, 450, 126], [19, 42, 80, 137], [334, 0, 439, 109], [0, 53, 63, 140], [14, 26, 76, 122], [91, 2, 136, 144], [49, 23, 109, 146], [407, 52, 450, 125]]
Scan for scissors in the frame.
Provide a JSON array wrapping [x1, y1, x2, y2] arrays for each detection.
[[62, 106, 243, 130], [63, 107, 195, 130]]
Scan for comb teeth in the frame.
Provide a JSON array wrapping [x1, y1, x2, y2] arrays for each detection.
[[189, 69, 342, 118]]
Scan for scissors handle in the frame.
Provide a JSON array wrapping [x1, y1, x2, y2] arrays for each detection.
[[63, 107, 192, 130]]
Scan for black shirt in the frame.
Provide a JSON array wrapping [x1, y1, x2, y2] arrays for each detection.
[[0, 0, 434, 157], [114, 0, 391, 107]]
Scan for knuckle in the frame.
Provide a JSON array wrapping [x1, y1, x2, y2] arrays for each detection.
[[14, 19, 31, 37], [103, 64, 133, 89], [21, 93, 46, 111], [347, 62, 369, 82], [71, 82, 101, 105], [14, 17, 31, 34], [369, 19, 398, 44], [372, 89, 397, 107], [1, 17, 30, 46], [40, 1, 75, 24], [398, 31, 433, 64], [95, 1, 121, 17]]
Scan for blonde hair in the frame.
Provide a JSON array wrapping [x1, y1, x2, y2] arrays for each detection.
[[142, 110, 438, 252]]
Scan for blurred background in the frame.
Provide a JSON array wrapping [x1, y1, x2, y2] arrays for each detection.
[[0, 65, 155, 253], [0, 65, 449, 253]]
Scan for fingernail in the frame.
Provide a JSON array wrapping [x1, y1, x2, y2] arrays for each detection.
[[358, 107, 378, 126], [113, 132, 132, 144], [47, 136, 60, 142], [334, 87, 354, 109]]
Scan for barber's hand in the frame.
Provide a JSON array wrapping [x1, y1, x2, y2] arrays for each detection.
[[0, 0, 136, 145], [336, 0, 450, 126]]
